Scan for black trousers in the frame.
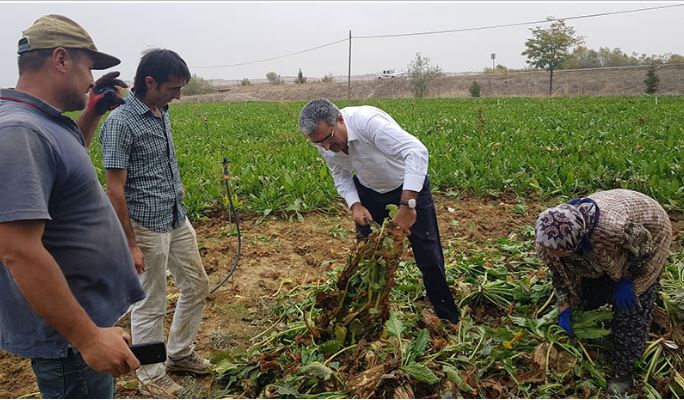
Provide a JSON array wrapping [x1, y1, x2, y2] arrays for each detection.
[[581, 276, 659, 378], [354, 176, 460, 324]]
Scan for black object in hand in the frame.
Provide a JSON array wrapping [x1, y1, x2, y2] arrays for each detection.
[[130, 342, 166, 365]]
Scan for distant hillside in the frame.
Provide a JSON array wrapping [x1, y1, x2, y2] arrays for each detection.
[[181, 64, 684, 103]]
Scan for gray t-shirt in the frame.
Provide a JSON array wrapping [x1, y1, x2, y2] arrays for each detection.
[[0, 89, 145, 359]]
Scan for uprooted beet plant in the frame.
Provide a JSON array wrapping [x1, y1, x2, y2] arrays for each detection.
[[311, 218, 405, 351]]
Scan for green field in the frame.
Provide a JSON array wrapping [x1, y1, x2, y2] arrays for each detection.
[[89, 96, 684, 218]]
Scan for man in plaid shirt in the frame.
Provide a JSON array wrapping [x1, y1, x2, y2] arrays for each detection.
[[99, 49, 210, 398]]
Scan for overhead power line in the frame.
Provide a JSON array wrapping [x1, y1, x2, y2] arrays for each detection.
[[190, 3, 683, 69], [192, 37, 348, 69], [356, 3, 684, 39]]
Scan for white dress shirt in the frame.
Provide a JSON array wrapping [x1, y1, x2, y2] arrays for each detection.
[[319, 106, 429, 208]]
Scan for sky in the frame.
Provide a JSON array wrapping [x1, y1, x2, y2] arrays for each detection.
[[0, 1, 682, 87]]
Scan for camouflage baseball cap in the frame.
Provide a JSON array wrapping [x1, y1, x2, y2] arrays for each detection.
[[17, 14, 120, 70]]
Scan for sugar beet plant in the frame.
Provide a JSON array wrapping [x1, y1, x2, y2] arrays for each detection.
[[88, 96, 684, 218], [211, 222, 684, 398], [313, 206, 407, 349]]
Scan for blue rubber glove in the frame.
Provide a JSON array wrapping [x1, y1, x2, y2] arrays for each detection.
[[558, 308, 573, 337], [614, 278, 640, 313]]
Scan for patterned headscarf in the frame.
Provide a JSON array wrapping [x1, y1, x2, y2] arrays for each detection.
[[535, 204, 586, 252], [535, 199, 600, 255]]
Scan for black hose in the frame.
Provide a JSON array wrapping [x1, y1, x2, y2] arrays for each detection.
[[209, 157, 242, 294]]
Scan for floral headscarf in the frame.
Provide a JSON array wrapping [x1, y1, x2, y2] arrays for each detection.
[[535, 204, 586, 251], [535, 199, 600, 254]]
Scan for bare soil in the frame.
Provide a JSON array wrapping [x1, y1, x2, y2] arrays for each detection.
[[180, 65, 684, 103], [1, 194, 682, 398]]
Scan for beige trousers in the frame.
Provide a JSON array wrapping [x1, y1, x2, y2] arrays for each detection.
[[130, 218, 209, 383]]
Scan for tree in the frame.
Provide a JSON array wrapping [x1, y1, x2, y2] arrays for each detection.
[[668, 54, 684, 64], [644, 64, 659, 95], [266, 72, 282, 85], [181, 74, 215, 96], [294, 68, 307, 84], [469, 81, 481, 98], [562, 46, 601, 69], [321, 73, 335, 83], [407, 52, 442, 98], [522, 18, 583, 95], [241, 78, 251, 86]]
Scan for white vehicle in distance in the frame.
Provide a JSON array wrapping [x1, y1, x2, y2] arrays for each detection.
[[377, 69, 402, 79]]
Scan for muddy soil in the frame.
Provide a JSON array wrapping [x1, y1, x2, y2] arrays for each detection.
[[1, 194, 681, 398]]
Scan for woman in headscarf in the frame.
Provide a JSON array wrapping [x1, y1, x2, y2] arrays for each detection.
[[535, 189, 672, 396]]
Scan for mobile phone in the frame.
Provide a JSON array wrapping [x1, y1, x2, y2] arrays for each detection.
[[130, 342, 166, 365]]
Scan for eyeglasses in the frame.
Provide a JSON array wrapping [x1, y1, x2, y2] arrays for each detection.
[[311, 126, 335, 146]]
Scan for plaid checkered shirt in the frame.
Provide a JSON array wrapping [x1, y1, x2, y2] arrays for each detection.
[[99, 94, 186, 233]]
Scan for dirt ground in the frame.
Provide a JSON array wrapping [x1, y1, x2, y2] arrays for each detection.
[[1, 194, 682, 399]]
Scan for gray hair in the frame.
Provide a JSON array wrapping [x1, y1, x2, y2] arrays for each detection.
[[298, 98, 340, 135]]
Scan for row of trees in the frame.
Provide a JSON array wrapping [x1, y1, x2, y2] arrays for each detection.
[[407, 18, 668, 99], [562, 47, 683, 70], [521, 18, 676, 95]]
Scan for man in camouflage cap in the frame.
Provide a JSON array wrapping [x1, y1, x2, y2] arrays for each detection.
[[0, 14, 144, 398]]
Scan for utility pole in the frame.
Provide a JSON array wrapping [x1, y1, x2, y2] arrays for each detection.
[[347, 30, 352, 101], [491, 53, 496, 71]]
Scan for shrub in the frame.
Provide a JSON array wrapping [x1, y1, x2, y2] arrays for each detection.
[[182, 74, 215, 96], [294, 68, 307, 84], [644, 64, 659, 95], [407, 52, 442, 98], [469, 81, 481, 97], [266, 72, 282, 85]]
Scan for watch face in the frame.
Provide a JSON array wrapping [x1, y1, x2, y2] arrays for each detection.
[[408, 199, 416, 208]]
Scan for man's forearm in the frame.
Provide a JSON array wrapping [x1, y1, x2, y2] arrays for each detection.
[[75, 109, 101, 148], [4, 243, 98, 350], [106, 190, 137, 246]]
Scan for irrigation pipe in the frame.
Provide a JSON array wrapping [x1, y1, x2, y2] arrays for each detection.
[[164, 157, 241, 315], [209, 156, 242, 295]]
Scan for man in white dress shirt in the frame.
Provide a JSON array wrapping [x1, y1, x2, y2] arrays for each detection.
[[298, 98, 460, 324]]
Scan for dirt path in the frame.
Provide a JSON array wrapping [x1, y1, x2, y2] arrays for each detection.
[[1, 195, 681, 398]]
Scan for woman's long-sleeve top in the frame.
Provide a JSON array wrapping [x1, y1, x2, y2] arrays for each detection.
[[537, 189, 672, 307]]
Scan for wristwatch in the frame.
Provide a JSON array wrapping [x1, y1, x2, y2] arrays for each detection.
[[399, 199, 417, 209]]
